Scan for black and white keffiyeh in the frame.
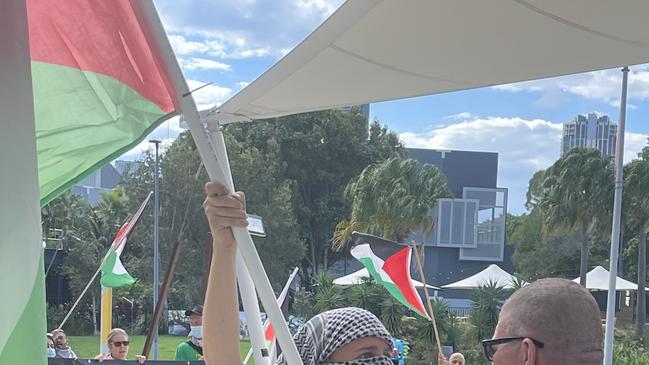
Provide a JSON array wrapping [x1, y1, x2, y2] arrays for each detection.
[[276, 307, 393, 365]]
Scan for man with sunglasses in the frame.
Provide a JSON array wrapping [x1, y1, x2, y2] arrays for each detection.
[[482, 278, 603, 365]]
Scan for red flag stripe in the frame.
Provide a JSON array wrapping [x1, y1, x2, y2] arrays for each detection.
[[27, 0, 176, 113], [382, 246, 428, 317]]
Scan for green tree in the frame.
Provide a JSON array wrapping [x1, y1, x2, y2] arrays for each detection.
[[332, 156, 448, 248], [469, 281, 506, 341], [225, 110, 403, 274], [624, 143, 649, 339], [525, 169, 546, 210], [538, 148, 614, 286]]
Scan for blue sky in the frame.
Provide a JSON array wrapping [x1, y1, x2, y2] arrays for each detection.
[[127, 0, 649, 214]]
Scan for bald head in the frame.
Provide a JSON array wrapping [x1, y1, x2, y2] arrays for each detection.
[[448, 352, 465, 365], [496, 278, 602, 364]]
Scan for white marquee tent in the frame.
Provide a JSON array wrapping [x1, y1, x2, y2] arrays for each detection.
[[442, 264, 523, 290], [333, 268, 440, 289], [212, 0, 649, 123], [572, 266, 648, 291]]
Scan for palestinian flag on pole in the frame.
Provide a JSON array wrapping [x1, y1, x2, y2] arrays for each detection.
[[101, 192, 152, 287], [350, 232, 430, 319], [28, 0, 178, 207]]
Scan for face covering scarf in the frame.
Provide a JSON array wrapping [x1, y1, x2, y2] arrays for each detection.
[[275, 307, 393, 365]]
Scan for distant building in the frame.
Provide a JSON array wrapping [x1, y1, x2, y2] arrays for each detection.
[[70, 163, 123, 206], [339, 104, 370, 121], [330, 148, 512, 316], [561, 112, 617, 159]]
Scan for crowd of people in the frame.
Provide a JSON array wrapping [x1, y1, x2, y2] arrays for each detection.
[[46, 304, 204, 363], [44, 181, 605, 365], [201, 181, 605, 365]]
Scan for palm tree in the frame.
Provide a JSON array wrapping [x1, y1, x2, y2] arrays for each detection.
[[332, 156, 448, 249], [624, 144, 649, 339], [538, 148, 613, 286], [469, 281, 506, 341]]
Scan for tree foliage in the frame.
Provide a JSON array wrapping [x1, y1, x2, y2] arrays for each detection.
[[333, 156, 448, 248], [225, 110, 403, 273], [537, 148, 614, 285]]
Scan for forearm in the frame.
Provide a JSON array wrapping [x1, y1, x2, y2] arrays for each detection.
[[203, 237, 243, 365]]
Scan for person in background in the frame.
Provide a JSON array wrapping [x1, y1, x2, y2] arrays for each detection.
[[448, 353, 465, 365], [46, 333, 56, 358], [483, 278, 603, 365], [175, 304, 204, 361], [95, 328, 146, 364], [51, 329, 77, 359], [201, 181, 394, 365]]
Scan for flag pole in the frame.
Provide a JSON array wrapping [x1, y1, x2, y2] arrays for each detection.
[[603, 66, 630, 365], [135, 3, 301, 364], [244, 267, 300, 364], [412, 243, 444, 357], [58, 192, 153, 330], [58, 250, 112, 329], [142, 239, 182, 357]]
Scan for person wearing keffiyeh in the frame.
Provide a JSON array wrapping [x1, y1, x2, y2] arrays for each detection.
[[275, 307, 393, 365], [201, 181, 394, 365]]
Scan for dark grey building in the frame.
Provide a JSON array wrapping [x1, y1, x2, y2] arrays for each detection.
[[561, 112, 617, 159], [407, 148, 512, 315]]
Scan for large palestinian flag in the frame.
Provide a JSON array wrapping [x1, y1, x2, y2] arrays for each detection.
[[350, 232, 430, 319], [29, 0, 178, 206], [1, 2, 177, 364]]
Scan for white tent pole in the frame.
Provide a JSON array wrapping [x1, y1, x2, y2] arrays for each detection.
[[603, 66, 629, 365], [136, 3, 302, 364], [244, 267, 300, 364]]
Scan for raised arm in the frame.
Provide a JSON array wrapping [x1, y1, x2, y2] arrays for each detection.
[[202, 182, 248, 365]]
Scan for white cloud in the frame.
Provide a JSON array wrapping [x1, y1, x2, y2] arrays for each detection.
[[180, 57, 231, 71], [494, 64, 649, 106], [168, 34, 210, 55], [236, 81, 251, 89], [186, 79, 233, 109], [399, 116, 648, 214], [156, 0, 344, 58], [166, 32, 270, 60], [444, 112, 474, 120]]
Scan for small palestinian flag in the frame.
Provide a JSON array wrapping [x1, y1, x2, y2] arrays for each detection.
[[350, 232, 429, 319], [100, 192, 152, 287]]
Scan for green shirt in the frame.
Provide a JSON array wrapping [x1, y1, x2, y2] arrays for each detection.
[[174, 341, 201, 361]]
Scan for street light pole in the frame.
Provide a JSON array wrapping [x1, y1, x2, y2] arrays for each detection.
[[149, 139, 161, 360]]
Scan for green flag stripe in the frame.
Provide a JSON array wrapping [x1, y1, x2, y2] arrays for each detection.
[[100, 252, 135, 288], [358, 257, 427, 317], [32, 61, 176, 207], [0, 254, 46, 365]]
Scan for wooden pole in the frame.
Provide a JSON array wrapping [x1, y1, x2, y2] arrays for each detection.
[[412, 243, 444, 357], [142, 239, 182, 357]]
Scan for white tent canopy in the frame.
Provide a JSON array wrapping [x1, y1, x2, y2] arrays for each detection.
[[442, 264, 522, 290], [214, 0, 649, 123], [572, 266, 646, 291], [333, 268, 440, 289]]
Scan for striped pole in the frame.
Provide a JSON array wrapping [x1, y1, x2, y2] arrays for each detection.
[[99, 286, 113, 354]]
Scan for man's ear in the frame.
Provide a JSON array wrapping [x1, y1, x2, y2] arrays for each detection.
[[521, 338, 538, 365]]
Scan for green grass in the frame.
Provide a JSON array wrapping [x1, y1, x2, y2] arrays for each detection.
[[68, 335, 251, 360]]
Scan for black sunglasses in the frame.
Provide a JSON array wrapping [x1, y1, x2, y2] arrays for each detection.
[[481, 336, 544, 361], [112, 341, 130, 347]]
